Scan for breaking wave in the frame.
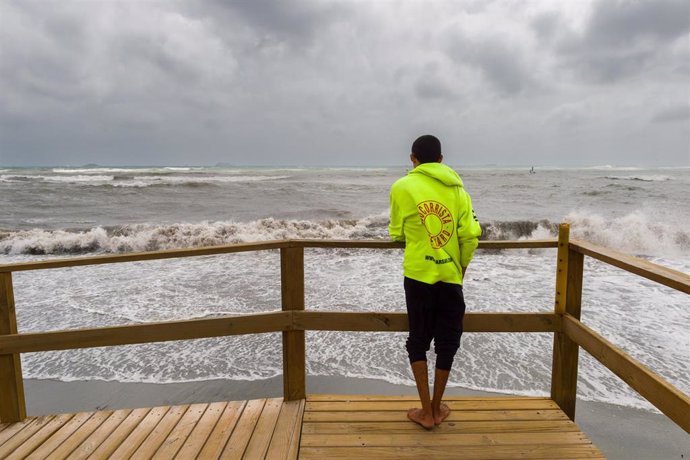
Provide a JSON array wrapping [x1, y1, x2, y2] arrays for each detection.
[[1, 211, 688, 258], [0, 216, 390, 255], [0, 174, 289, 187], [564, 210, 690, 257]]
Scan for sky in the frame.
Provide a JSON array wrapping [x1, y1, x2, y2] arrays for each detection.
[[1, 0, 689, 167]]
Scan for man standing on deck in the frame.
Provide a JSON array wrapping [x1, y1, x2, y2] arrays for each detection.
[[389, 134, 481, 429]]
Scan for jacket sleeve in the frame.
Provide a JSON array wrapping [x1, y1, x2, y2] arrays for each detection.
[[457, 189, 481, 268], [388, 184, 405, 242]]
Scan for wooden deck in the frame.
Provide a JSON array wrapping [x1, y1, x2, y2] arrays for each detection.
[[301, 395, 605, 459], [0, 395, 605, 459]]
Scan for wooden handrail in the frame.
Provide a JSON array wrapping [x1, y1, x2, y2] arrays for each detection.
[[563, 314, 690, 433], [0, 312, 292, 354], [0, 239, 558, 273], [0, 312, 560, 355], [293, 312, 560, 332], [0, 240, 290, 273], [570, 239, 690, 294], [298, 239, 557, 249]]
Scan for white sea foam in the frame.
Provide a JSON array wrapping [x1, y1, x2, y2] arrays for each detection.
[[585, 165, 648, 170], [53, 168, 144, 174], [46, 175, 115, 183], [52, 167, 204, 174], [1, 173, 289, 187], [110, 175, 290, 187], [564, 210, 689, 257], [0, 174, 115, 183], [604, 174, 672, 182]]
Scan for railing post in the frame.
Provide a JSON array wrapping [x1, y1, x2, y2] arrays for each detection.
[[550, 224, 584, 420], [553, 223, 569, 315], [0, 272, 26, 422], [281, 246, 306, 401]]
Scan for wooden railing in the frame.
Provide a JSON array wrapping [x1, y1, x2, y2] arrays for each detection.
[[0, 225, 688, 437]]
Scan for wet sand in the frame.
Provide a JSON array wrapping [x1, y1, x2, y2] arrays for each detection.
[[24, 376, 689, 459]]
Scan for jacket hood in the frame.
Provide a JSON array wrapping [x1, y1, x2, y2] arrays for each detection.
[[409, 163, 464, 187]]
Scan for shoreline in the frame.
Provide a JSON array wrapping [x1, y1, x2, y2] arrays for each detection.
[[24, 376, 689, 459]]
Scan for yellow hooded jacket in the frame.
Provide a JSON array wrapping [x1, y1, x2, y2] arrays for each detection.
[[389, 163, 481, 285]]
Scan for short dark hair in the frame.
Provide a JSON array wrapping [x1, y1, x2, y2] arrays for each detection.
[[411, 135, 442, 163]]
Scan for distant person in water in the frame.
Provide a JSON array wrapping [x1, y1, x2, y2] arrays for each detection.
[[389, 135, 481, 429]]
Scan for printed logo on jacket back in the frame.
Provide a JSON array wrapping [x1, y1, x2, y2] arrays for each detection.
[[417, 200, 454, 249]]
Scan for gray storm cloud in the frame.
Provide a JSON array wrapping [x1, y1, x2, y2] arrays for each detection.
[[0, 0, 688, 166]]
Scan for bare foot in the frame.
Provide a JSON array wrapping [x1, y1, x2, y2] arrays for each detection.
[[433, 403, 451, 425], [407, 408, 435, 430]]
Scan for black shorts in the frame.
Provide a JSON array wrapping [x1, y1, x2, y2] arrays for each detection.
[[404, 277, 465, 370]]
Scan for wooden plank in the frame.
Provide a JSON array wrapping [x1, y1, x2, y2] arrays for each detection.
[[283, 330, 306, 400], [306, 394, 552, 402], [0, 272, 26, 422], [0, 311, 291, 354], [297, 239, 558, 249], [478, 240, 558, 249], [0, 419, 27, 444], [24, 411, 93, 459], [570, 239, 690, 294], [287, 399, 306, 460], [197, 400, 247, 458], [151, 403, 207, 459], [243, 397, 283, 459], [266, 399, 305, 460], [466, 313, 561, 333], [303, 409, 569, 423], [89, 407, 153, 458], [298, 240, 405, 249], [130, 404, 189, 459], [1, 413, 73, 459], [0, 240, 289, 273], [218, 398, 266, 458], [0, 311, 561, 356], [554, 223, 570, 314], [67, 408, 133, 459], [49, 410, 116, 459], [0, 416, 52, 450], [174, 401, 227, 458], [551, 248, 584, 420], [109, 406, 170, 458], [305, 399, 560, 412], [302, 420, 579, 434], [292, 312, 561, 333], [292, 311, 406, 332], [0, 239, 558, 274], [300, 431, 591, 447], [281, 247, 306, 401], [563, 314, 690, 433], [299, 445, 604, 459]]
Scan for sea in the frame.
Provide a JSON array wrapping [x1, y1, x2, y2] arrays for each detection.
[[0, 165, 688, 411]]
